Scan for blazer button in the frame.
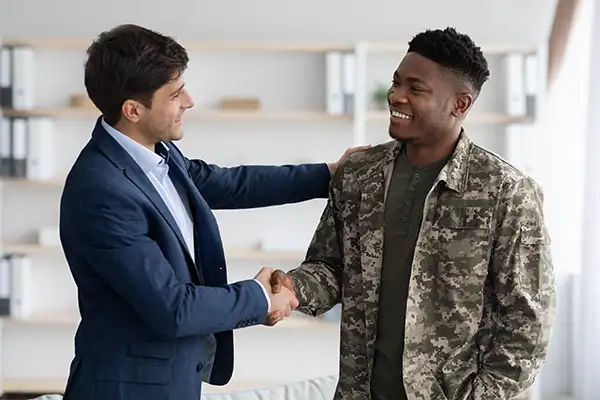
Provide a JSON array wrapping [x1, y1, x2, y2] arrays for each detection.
[[196, 363, 203, 373]]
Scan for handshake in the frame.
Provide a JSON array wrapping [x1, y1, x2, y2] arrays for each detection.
[[254, 267, 297, 326]]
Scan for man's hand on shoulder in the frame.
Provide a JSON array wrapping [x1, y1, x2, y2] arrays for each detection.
[[254, 267, 298, 326], [328, 145, 371, 176]]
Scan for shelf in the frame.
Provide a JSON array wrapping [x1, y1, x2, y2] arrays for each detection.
[[0, 107, 350, 121], [1, 310, 329, 330], [1, 38, 539, 56], [1, 310, 80, 326], [2, 377, 66, 395], [367, 111, 533, 125], [2, 244, 305, 262], [0, 377, 308, 395], [1, 37, 353, 53], [1, 178, 64, 186], [364, 42, 538, 55], [1, 108, 532, 125]]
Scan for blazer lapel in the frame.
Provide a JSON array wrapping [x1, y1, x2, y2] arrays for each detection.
[[159, 143, 227, 282], [90, 119, 196, 270], [357, 142, 400, 372]]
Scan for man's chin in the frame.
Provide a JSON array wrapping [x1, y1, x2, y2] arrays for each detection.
[[388, 127, 415, 143]]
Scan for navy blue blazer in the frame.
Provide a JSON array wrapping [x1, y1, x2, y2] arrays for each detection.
[[59, 118, 330, 400]]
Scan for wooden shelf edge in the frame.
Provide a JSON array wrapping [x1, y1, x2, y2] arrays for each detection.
[[1, 310, 330, 329], [2, 377, 66, 394], [1, 38, 539, 56], [365, 42, 538, 55], [1, 108, 532, 125], [1, 377, 318, 395], [0, 107, 351, 121], [1, 37, 353, 52], [2, 244, 305, 261], [367, 111, 534, 125]]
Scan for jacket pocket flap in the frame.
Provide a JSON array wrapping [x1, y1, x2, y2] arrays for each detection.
[[97, 362, 171, 385]]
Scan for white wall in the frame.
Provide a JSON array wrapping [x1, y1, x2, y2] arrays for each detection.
[[0, 0, 557, 46]]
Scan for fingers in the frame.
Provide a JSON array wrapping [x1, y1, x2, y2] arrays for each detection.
[[263, 311, 281, 326], [254, 266, 274, 282], [269, 270, 285, 293]]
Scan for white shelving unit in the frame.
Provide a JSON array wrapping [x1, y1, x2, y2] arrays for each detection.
[[0, 36, 546, 397]]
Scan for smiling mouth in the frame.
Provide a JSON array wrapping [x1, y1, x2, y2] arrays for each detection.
[[390, 109, 414, 120], [390, 109, 413, 120]]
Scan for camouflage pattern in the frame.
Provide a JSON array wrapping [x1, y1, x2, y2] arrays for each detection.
[[287, 132, 556, 400]]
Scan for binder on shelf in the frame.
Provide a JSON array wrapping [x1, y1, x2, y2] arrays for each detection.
[[504, 53, 526, 117], [326, 51, 356, 116], [0, 45, 35, 110], [524, 53, 538, 118], [11, 117, 27, 178], [504, 52, 538, 119], [0, 116, 55, 179], [0, 117, 10, 177], [26, 117, 55, 180], [9, 254, 33, 319], [342, 52, 356, 115], [0, 253, 32, 318], [0, 256, 10, 316], [325, 51, 344, 115], [0, 46, 12, 108]]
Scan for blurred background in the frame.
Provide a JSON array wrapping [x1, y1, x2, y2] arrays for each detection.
[[0, 0, 597, 399]]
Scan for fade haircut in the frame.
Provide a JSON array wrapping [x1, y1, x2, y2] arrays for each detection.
[[407, 27, 490, 97], [84, 24, 189, 126]]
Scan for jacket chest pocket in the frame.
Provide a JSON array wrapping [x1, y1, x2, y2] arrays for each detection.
[[432, 204, 494, 278]]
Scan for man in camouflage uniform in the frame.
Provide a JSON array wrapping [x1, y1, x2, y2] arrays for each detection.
[[269, 27, 556, 400]]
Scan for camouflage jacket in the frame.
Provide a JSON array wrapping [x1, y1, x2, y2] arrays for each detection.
[[288, 133, 556, 400]]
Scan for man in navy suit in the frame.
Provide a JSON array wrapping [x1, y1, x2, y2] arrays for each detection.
[[59, 24, 367, 400]]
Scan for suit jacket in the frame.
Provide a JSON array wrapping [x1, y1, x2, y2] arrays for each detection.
[[59, 117, 331, 400], [288, 133, 556, 400]]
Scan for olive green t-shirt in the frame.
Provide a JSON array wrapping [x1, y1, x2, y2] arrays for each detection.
[[370, 147, 448, 400]]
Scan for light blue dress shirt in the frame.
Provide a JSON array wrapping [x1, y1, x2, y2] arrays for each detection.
[[101, 119, 196, 262], [101, 119, 271, 312]]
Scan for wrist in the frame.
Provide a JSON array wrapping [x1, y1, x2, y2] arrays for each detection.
[[327, 162, 337, 176]]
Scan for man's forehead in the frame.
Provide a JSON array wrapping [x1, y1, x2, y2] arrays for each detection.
[[395, 52, 442, 80]]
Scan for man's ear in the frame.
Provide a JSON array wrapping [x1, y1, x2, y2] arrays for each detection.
[[451, 93, 473, 118], [121, 99, 144, 124]]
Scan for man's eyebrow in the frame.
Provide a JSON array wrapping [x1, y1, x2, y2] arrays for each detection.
[[170, 83, 185, 96]]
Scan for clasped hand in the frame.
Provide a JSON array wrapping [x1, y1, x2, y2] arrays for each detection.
[[254, 267, 296, 326]]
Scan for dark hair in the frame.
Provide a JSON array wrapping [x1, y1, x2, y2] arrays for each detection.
[[407, 27, 490, 96], [84, 24, 189, 126]]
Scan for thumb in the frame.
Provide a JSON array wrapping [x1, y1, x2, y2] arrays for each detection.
[[270, 270, 284, 293]]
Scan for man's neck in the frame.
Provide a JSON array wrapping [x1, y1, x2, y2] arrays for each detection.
[[114, 121, 155, 151], [405, 129, 460, 167]]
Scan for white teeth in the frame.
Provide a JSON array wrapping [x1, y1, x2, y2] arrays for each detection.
[[390, 110, 413, 119]]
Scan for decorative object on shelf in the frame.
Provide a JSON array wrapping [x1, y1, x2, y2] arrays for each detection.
[[68, 93, 95, 109], [219, 97, 261, 111], [371, 82, 389, 110], [37, 226, 60, 247]]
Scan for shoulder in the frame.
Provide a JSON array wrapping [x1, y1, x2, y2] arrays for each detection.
[[335, 141, 396, 180], [62, 147, 137, 212], [467, 143, 543, 200]]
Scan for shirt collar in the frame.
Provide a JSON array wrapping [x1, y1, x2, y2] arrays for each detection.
[[101, 118, 165, 174]]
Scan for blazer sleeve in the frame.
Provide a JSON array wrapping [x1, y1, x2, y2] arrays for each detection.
[[170, 145, 331, 209], [62, 181, 269, 339]]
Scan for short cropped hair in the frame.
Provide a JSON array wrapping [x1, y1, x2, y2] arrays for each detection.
[[84, 24, 189, 125], [407, 27, 490, 96]]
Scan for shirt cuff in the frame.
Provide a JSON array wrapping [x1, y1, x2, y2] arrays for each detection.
[[253, 279, 271, 313]]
